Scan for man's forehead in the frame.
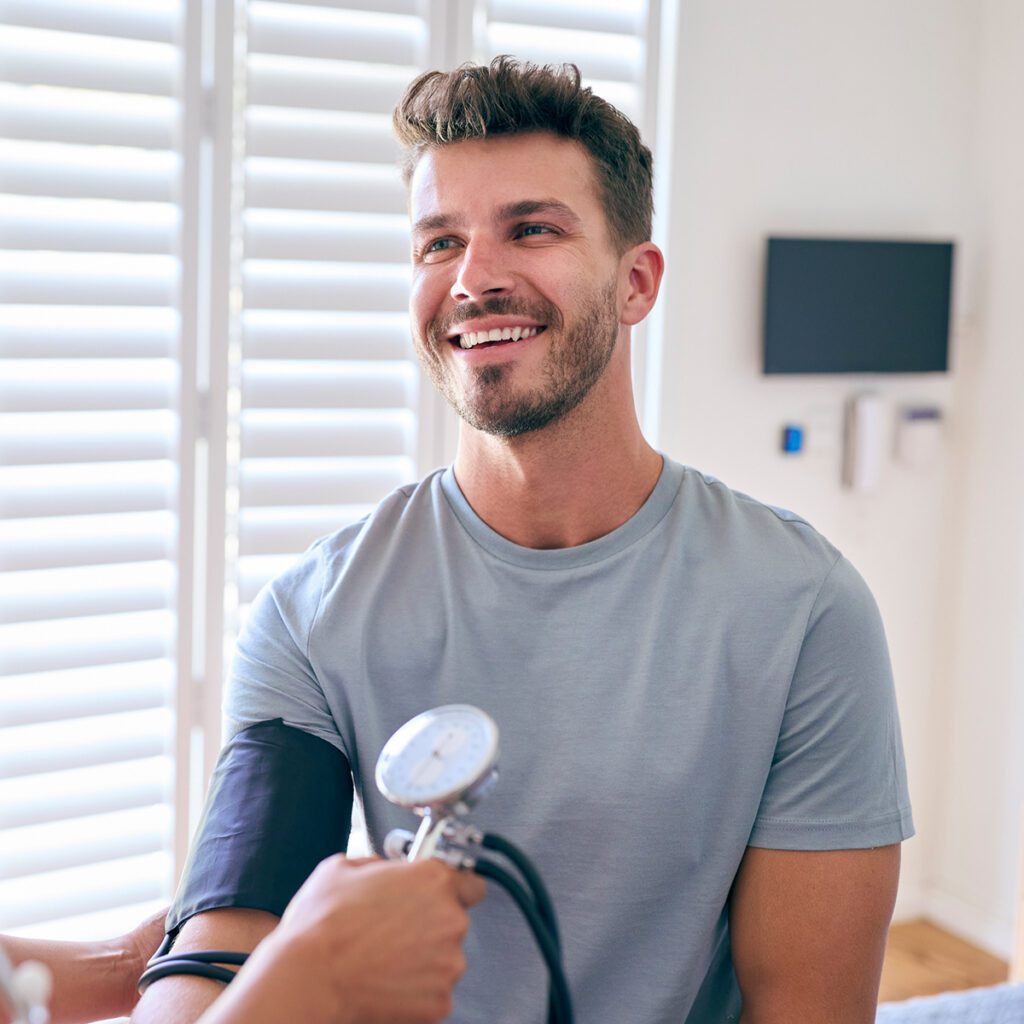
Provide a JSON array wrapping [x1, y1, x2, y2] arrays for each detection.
[[407, 133, 601, 224]]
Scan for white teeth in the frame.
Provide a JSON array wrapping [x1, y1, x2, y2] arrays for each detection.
[[457, 326, 540, 349]]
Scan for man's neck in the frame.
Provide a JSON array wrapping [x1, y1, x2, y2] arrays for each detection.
[[452, 392, 663, 550]]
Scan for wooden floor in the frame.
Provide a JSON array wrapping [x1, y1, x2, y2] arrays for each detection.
[[879, 919, 1010, 1003]]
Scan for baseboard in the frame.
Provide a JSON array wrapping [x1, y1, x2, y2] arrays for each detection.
[[893, 883, 926, 923], [925, 884, 1015, 961]]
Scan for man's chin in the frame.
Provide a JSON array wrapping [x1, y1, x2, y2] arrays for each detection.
[[452, 392, 582, 438]]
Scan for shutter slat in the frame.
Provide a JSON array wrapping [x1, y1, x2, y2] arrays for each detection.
[[1, 709, 171, 779], [0, 253, 178, 307], [0, 197, 177, 255], [0, 84, 176, 150], [242, 409, 411, 459], [485, 24, 642, 84], [247, 107, 398, 164], [248, 2, 424, 66], [240, 457, 414, 508], [0, 512, 174, 573], [0, 0, 177, 44], [0, 806, 171, 883], [242, 361, 414, 409], [0, 757, 172, 832], [246, 157, 405, 214], [243, 261, 409, 311], [0, 141, 177, 202], [243, 311, 411, 360], [0, 660, 172, 728], [0, 463, 176, 520], [266, 0, 418, 15], [487, 0, 643, 35], [0, 411, 175, 465], [0, 306, 175, 359], [0, 610, 174, 677], [248, 53, 408, 115], [0, 26, 177, 97], [0, 379, 175, 414], [239, 506, 372, 556], [245, 209, 408, 263], [0, 561, 174, 626], [0, 852, 170, 931]]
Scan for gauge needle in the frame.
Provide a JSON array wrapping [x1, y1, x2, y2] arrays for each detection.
[[434, 729, 464, 757]]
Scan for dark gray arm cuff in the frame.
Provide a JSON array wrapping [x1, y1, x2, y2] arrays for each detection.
[[166, 718, 353, 939]]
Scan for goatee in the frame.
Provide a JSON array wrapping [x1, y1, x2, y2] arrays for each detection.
[[418, 283, 620, 437]]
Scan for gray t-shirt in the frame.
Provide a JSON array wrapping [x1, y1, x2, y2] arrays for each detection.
[[226, 456, 914, 1023]]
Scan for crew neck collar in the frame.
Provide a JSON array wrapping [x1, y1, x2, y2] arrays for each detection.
[[439, 456, 683, 570]]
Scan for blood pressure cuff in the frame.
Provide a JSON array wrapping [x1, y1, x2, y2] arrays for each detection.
[[166, 718, 354, 940]]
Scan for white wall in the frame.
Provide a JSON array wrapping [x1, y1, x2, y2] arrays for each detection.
[[927, 0, 1024, 958], [653, 0, 1023, 956]]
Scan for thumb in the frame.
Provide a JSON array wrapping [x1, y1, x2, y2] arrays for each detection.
[[338, 855, 382, 869]]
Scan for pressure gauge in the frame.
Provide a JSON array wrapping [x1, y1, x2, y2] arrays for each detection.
[[376, 704, 499, 816]]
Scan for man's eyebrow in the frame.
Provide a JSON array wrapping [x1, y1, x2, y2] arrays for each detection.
[[498, 199, 582, 226], [411, 200, 583, 236], [411, 212, 463, 236]]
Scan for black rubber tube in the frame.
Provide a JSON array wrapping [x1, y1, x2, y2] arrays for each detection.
[[137, 957, 241, 993], [481, 832, 561, 952], [473, 858, 573, 1024]]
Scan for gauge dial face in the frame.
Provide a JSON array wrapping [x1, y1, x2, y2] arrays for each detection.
[[375, 705, 499, 811]]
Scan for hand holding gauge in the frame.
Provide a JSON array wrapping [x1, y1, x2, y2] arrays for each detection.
[[374, 704, 574, 1024]]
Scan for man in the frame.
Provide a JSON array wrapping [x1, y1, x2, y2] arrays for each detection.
[[135, 57, 913, 1023]]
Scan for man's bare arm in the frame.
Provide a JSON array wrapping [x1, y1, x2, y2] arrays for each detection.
[[130, 908, 279, 1024], [730, 844, 900, 1023], [131, 857, 485, 1024]]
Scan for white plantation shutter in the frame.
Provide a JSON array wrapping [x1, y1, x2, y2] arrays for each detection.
[[234, 0, 427, 619], [0, 0, 182, 939]]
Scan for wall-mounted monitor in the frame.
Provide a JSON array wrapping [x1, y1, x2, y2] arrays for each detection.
[[763, 237, 953, 374]]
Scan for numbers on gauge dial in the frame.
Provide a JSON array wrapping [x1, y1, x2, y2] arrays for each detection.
[[378, 706, 497, 808]]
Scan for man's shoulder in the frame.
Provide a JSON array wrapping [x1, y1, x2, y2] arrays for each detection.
[[676, 463, 840, 573]]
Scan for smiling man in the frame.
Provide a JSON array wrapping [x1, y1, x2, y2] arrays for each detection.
[[134, 58, 913, 1024]]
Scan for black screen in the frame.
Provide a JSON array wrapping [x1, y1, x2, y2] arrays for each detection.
[[763, 237, 953, 374]]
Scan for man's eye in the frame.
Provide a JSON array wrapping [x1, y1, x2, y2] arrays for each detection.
[[518, 224, 554, 238], [426, 238, 455, 253]]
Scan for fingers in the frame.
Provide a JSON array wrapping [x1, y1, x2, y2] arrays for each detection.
[[310, 851, 486, 915], [453, 869, 487, 908]]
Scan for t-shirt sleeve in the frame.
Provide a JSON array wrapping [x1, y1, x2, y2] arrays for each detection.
[[223, 541, 348, 757], [748, 554, 915, 850]]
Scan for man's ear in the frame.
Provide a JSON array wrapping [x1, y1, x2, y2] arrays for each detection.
[[619, 242, 665, 326]]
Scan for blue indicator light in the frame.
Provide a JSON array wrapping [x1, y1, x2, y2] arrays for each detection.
[[782, 425, 804, 453]]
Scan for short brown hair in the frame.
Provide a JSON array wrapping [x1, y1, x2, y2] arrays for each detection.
[[393, 56, 653, 252]]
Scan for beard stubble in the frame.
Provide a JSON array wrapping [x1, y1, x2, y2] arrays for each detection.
[[418, 280, 620, 438]]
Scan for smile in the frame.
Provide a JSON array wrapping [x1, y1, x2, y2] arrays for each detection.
[[457, 326, 545, 349]]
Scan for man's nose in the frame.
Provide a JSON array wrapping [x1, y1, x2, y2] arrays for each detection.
[[450, 238, 514, 303]]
